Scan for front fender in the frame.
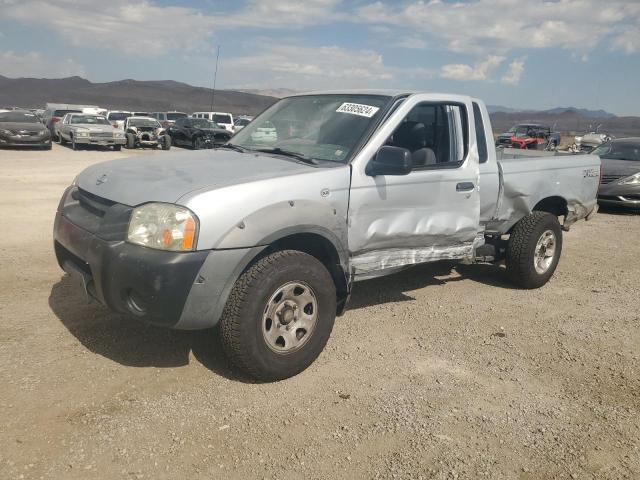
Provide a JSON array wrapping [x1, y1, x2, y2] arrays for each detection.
[[216, 199, 348, 262]]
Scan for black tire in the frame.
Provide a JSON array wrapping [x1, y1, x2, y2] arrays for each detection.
[[192, 136, 203, 150], [506, 212, 563, 289], [219, 250, 337, 381], [161, 135, 171, 150], [113, 144, 122, 151], [71, 135, 78, 151], [126, 133, 136, 149]]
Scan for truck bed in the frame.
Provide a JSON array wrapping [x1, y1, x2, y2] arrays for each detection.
[[486, 150, 600, 234]]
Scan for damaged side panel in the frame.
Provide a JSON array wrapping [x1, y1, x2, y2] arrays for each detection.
[[486, 153, 600, 233]]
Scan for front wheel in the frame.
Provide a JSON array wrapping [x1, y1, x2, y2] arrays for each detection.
[[506, 212, 563, 289], [126, 133, 136, 149], [219, 250, 337, 381], [161, 135, 171, 150]]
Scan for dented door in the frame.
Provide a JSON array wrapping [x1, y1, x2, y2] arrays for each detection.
[[347, 94, 481, 277]]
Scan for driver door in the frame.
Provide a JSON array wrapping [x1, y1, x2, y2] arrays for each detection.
[[347, 94, 481, 277]]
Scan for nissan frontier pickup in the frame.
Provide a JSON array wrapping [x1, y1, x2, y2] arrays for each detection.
[[54, 91, 600, 380]]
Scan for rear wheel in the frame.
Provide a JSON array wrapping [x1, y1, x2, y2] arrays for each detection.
[[506, 212, 563, 289], [219, 250, 337, 381]]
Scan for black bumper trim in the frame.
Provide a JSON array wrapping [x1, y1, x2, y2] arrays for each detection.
[[54, 213, 209, 327]]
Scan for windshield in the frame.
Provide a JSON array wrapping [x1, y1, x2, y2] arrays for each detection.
[[213, 114, 232, 124], [0, 111, 39, 123], [54, 109, 81, 117], [592, 142, 640, 161], [190, 119, 219, 129], [129, 118, 161, 128], [235, 118, 251, 127], [108, 112, 131, 121], [229, 94, 390, 163], [70, 115, 110, 125], [167, 112, 187, 120]]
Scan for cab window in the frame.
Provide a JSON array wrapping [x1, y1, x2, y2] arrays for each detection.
[[386, 102, 468, 169]]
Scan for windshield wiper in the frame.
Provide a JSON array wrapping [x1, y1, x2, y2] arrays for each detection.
[[218, 143, 247, 153], [255, 147, 318, 165]]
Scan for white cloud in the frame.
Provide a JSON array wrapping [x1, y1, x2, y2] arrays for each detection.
[[222, 44, 394, 90], [441, 55, 505, 81], [611, 27, 640, 54], [223, 0, 342, 28], [1, 0, 217, 56], [0, 50, 85, 78], [501, 58, 525, 85], [357, 0, 640, 57]]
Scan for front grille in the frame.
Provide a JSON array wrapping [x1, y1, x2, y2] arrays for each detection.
[[600, 174, 625, 185], [73, 188, 115, 218], [90, 132, 114, 138]]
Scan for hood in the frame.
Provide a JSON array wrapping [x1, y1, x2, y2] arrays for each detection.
[[0, 122, 47, 132], [600, 158, 640, 177], [197, 128, 230, 135], [76, 149, 318, 206]]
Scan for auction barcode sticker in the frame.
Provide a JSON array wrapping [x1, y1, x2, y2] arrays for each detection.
[[336, 103, 380, 118]]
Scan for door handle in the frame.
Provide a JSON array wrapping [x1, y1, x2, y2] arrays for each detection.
[[456, 182, 475, 192]]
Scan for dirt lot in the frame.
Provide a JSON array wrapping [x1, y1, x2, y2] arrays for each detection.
[[1, 144, 639, 480]]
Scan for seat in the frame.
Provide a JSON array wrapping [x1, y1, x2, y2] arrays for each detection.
[[393, 121, 437, 167]]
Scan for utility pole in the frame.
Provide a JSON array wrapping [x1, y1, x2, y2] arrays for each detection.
[[209, 45, 220, 112]]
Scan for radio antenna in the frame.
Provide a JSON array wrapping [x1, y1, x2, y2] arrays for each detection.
[[209, 45, 220, 112]]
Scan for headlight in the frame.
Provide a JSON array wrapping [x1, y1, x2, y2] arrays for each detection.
[[75, 130, 89, 138], [0, 129, 12, 135], [127, 203, 198, 251], [619, 173, 640, 185], [114, 132, 125, 138]]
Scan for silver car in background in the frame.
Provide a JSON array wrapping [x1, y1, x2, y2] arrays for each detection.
[[56, 113, 126, 151]]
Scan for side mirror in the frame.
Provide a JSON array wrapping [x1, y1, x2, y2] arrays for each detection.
[[366, 146, 413, 176]]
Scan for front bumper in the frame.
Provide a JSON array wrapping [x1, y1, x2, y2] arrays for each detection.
[[598, 183, 640, 209], [0, 133, 51, 147], [53, 188, 265, 329], [54, 212, 209, 327], [75, 136, 126, 146]]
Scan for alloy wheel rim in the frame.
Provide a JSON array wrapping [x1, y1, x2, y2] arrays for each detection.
[[262, 281, 318, 354], [534, 229, 556, 274]]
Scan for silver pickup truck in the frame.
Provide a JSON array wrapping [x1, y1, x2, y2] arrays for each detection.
[[54, 91, 600, 380]]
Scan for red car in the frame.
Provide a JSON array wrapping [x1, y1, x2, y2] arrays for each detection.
[[496, 124, 561, 150]]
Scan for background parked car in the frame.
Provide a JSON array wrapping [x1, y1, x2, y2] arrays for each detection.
[[106, 111, 131, 129], [124, 116, 170, 150], [56, 113, 125, 151], [233, 116, 252, 132], [167, 117, 231, 149], [593, 138, 640, 210], [150, 111, 188, 129], [496, 123, 561, 150], [0, 110, 52, 149], [42, 107, 83, 140], [571, 126, 612, 152], [192, 111, 234, 132]]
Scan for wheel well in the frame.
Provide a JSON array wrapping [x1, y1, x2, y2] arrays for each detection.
[[533, 196, 568, 218], [254, 233, 349, 312]]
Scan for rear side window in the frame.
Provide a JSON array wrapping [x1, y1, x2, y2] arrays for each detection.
[[213, 114, 232, 124], [167, 112, 187, 120], [472, 102, 488, 164]]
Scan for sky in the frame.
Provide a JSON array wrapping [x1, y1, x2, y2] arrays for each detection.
[[1, 0, 639, 115]]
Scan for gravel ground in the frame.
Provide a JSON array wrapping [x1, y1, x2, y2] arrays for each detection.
[[1, 144, 639, 480]]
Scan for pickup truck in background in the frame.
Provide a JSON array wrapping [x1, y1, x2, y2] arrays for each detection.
[[496, 123, 562, 150], [54, 91, 600, 381]]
